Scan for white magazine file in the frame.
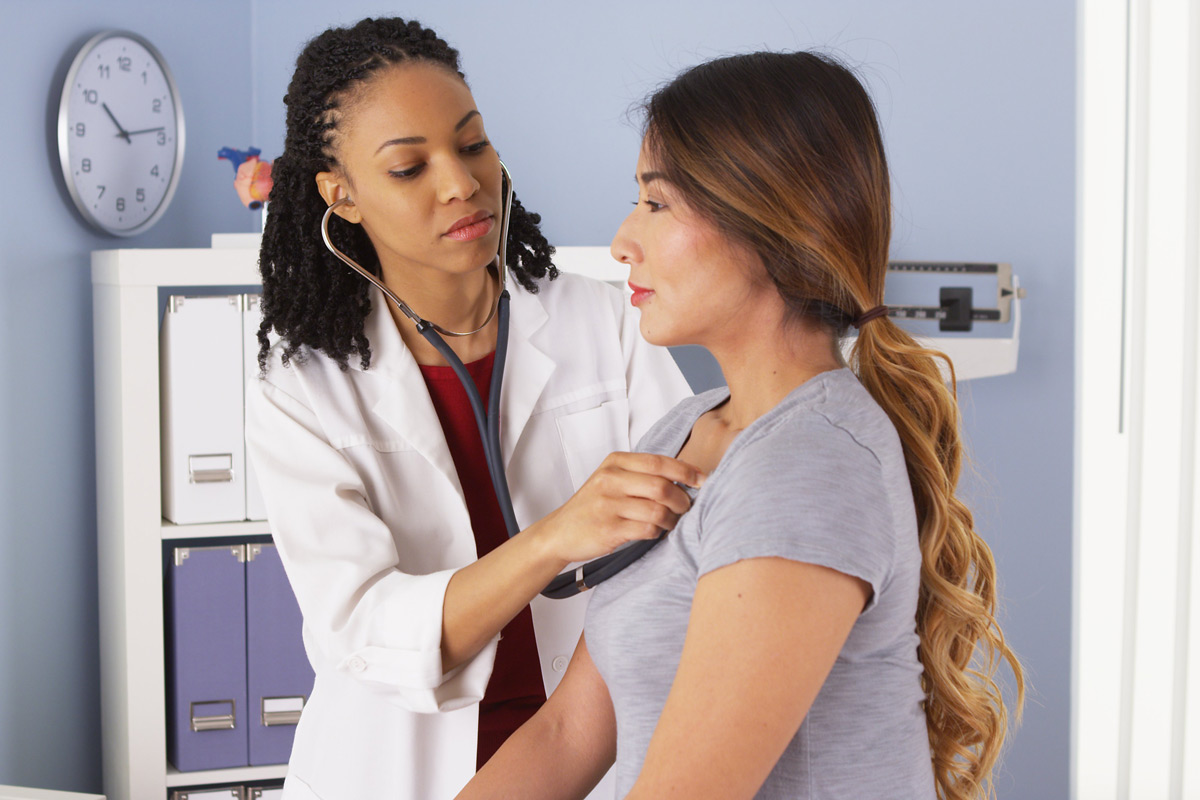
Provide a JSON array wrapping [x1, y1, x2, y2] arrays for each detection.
[[161, 294, 247, 524]]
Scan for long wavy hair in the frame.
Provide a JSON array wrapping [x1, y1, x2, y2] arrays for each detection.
[[258, 17, 556, 372], [643, 51, 1023, 799]]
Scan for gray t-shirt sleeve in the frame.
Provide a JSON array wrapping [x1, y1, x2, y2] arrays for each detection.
[[696, 413, 896, 609]]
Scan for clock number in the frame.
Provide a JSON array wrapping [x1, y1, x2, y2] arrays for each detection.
[[150, 165, 159, 177], [116, 198, 125, 212], [136, 188, 145, 203], [98, 64, 109, 79], [83, 89, 98, 105], [117, 57, 131, 72], [152, 99, 162, 113], [97, 186, 106, 199], [157, 131, 166, 146], [81, 159, 91, 173], [75, 122, 86, 137]]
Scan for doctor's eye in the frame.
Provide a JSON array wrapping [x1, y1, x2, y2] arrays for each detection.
[[388, 164, 425, 180]]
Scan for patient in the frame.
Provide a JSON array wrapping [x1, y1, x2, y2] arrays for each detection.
[[457, 50, 1023, 800]]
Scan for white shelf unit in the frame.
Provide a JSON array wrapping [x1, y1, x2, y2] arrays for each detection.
[[92, 248, 283, 800], [90, 244, 618, 799]]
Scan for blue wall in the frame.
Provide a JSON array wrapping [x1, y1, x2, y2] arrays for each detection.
[[0, 1, 1073, 796], [0, 0, 257, 791]]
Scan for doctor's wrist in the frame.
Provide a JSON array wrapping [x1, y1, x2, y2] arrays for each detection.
[[519, 516, 574, 576]]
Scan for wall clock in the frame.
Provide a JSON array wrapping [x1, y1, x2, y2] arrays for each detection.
[[57, 30, 185, 237]]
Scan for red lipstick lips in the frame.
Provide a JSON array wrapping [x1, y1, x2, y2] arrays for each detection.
[[628, 281, 654, 307], [445, 210, 495, 242]]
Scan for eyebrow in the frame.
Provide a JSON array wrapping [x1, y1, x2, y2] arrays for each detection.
[[374, 110, 482, 154], [455, 110, 481, 131]]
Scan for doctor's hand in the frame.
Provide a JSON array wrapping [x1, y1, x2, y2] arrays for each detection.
[[533, 452, 705, 566]]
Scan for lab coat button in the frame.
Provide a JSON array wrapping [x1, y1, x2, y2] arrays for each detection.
[[346, 656, 367, 673], [552, 656, 569, 672]]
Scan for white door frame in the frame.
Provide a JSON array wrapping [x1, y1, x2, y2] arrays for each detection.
[[1074, 1, 1200, 797]]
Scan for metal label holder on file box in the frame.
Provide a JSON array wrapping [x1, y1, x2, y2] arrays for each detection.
[[188, 453, 234, 484], [169, 788, 245, 800], [261, 695, 305, 727], [190, 698, 236, 732]]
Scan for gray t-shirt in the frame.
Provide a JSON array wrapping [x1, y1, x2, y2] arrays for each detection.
[[585, 368, 936, 799]]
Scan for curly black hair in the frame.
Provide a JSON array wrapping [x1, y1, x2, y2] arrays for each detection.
[[258, 17, 556, 372]]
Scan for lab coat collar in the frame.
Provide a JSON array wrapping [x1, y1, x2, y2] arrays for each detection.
[[362, 285, 460, 503], [500, 278, 555, 469], [362, 275, 555, 501]]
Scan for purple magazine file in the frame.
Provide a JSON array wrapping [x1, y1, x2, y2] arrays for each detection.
[[246, 543, 315, 765], [166, 545, 250, 771]]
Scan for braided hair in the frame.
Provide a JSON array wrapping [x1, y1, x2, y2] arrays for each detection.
[[258, 17, 556, 372]]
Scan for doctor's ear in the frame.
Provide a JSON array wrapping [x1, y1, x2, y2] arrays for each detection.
[[315, 171, 361, 223]]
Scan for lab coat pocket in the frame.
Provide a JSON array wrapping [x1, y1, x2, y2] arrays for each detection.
[[555, 399, 631, 491]]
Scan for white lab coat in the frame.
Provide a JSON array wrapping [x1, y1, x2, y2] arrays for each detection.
[[246, 271, 692, 800]]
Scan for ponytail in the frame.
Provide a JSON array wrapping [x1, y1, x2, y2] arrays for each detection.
[[851, 319, 1024, 800]]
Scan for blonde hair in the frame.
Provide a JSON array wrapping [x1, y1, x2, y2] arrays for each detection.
[[644, 50, 1024, 798]]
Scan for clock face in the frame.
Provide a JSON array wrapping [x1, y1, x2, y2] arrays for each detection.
[[58, 31, 185, 236]]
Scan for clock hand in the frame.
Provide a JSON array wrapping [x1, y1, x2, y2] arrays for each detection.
[[126, 127, 165, 136], [101, 102, 132, 144]]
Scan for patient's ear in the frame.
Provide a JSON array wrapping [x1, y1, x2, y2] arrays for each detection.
[[315, 171, 361, 223]]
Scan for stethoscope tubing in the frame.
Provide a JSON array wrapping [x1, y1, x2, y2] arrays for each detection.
[[415, 295, 520, 538]]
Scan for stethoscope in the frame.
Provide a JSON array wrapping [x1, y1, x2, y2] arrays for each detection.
[[320, 161, 662, 599]]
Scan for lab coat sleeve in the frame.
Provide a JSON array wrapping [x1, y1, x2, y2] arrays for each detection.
[[246, 373, 495, 714], [612, 289, 695, 444]]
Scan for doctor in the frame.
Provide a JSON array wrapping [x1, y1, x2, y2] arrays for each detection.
[[246, 17, 695, 800]]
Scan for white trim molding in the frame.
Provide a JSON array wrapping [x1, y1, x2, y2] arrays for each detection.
[[1075, 1, 1200, 798]]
